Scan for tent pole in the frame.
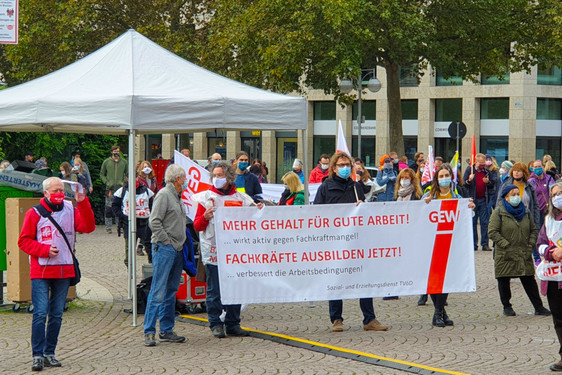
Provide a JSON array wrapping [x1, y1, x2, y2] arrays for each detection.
[[128, 129, 138, 327], [302, 128, 309, 205]]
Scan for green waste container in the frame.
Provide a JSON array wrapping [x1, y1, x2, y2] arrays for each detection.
[[0, 186, 34, 271]]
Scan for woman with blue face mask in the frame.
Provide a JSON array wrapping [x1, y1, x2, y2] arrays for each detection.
[[488, 184, 551, 318], [313, 151, 389, 333], [422, 164, 475, 327]]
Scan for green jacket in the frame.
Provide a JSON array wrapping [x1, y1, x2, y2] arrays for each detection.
[[100, 157, 128, 192], [488, 203, 537, 278]]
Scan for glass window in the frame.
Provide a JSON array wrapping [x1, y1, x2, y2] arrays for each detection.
[[481, 74, 510, 85], [403, 137, 418, 162], [352, 101, 376, 121], [436, 71, 463, 86], [537, 65, 562, 85], [537, 98, 562, 120], [435, 99, 462, 122], [399, 65, 418, 87], [313, 136, 335, 167], [536, 137, 561, 168], [480, 137, 509, 162], [434, 138, 462, 162], [313, 101, 336, 120], [351, 136, 376, 167], [481, 98, 509, 119], [402, 100, 418, 120], [208, 138, 227, 159]]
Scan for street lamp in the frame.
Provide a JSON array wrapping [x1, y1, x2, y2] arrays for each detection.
[[339, 68, 381, 161]]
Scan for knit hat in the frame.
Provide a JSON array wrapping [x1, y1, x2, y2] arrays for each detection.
[[501, 184, 518, 198], [485, 154, 492, 159], [379, 154, 390, 167], [35, 159, 46, 169], [501, 160, 513, 170]]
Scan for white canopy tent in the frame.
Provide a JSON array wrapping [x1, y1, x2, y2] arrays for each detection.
[[0, 29, 308, 325]]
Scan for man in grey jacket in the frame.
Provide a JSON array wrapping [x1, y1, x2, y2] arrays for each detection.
[[144, 164, 187, 347]]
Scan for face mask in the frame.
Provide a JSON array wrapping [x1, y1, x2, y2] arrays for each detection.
[[553, 195, 562, 210], [499, 167, 507, 176], [400, 179, 411, 188], [142, 167, 152, 175], [49, 192, 65, 205], [72, 166, 79, 171], [509, 195, 521, 206], [338, 166, 351, 179], [420, 168, 425, 173], [356, 170, 363, 176], [529, 167, 534, 173], [181, 180, 188, 191], [238, 162, 249, 170], [393, 159, 398, 164], [283, 184, 289, 190], [438, 178, 451, 187], [213, 177, 227, 189], [112, 153, 119, 158], [320, 163, 329, 170], [485, 160, 492, 166], [212, 160, 220, 164], [534, 167, 544, 176]]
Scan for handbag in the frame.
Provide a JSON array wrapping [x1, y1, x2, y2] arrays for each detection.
[[34, 204, 81, 286], [536, 260, 562, 281]]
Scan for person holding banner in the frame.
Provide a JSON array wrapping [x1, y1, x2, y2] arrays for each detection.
[[423, 164, 474, 327], [488, 184, 551, 318], [536, 181, 562, 371], [313, 151, 388, 332], [193, 161, 261, 338]]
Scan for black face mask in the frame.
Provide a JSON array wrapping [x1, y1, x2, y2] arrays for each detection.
[[513, 177, 523, 181], [112, 153, 119, 158]]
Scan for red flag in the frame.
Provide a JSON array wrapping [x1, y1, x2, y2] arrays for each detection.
[[470, 135, 476, 174]]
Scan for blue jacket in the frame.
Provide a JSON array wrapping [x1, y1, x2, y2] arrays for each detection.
[[235, 171, 263, 203], [376, 167, 398, 202]]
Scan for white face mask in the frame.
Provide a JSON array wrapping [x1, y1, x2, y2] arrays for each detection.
[[213, 177, 227, 189], [400, 179, 411, 188], [72, 166, 79, 171], [142, 167, 152, 175], [553, 195, 562, 210], [320, 163, 329, 170]]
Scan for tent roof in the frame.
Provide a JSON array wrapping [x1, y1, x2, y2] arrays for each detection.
[[0, 30, 307, 135]]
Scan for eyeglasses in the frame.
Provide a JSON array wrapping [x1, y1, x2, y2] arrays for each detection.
[[336, 163, 351, 168], [553, 191, 562, 197]]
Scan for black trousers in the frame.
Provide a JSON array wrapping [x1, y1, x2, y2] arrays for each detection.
[[430, 293, 448, 311], [547, 281, 562, 357], [497, 276, 543, 309]]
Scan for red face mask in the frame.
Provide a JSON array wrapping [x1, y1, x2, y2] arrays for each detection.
[[49, 192, 65, 204]]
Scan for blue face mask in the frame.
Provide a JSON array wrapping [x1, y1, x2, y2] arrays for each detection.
[[181, 180, 188, 191], [438, 178, 451, 187], [509, 195, 521, 206], [238, 162, 249, 170], [338, 166, 351, 179], [534, 167, 544, 176]]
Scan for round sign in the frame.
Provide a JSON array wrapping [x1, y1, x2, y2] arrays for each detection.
[[448, 121, 467, 139]]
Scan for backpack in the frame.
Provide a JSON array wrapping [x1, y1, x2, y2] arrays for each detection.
[[136, 277, 152, 314], [182, 228, 197, 277]]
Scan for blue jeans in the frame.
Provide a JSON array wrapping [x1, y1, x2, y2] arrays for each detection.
[[143, 243, 183, 335], [472, 198, 490, 248], [329, 298, 375, 325], [205, 264, 242, 330], [31, 278, 70, 358]]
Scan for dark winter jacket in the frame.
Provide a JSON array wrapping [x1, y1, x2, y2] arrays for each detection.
[[463, 165, 497, 204], [235, 171, 263, 203], [313, 175, 365, 205], [488, 203, 537, 278]]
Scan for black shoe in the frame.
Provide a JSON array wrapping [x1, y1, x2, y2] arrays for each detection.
[[382, 296, 399, 300], [43, 355, 61, 367], [226, 326, 249, 336], [503, 307, 516, 316], [550, 360, 562, 371], [212, 325, 226, 338], [482, 245, 492, 251], [159, 331, 186, 343], [144, 333, 157, 346], [442, 310, 454, 326], [535, 307, 552, 316], [417, 295, 428, 306], [32, 357, 43, 371], [432, 312, 445, 327]]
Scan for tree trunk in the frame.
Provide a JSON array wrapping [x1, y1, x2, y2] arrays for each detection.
[[385, 63, 404, 156]]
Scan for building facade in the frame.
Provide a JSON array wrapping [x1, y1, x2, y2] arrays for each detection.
[[138, 64, 562, 183]]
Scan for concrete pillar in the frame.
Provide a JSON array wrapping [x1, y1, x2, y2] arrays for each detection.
[[134, 134, 146, 162], [375, 97, 389, 159], [161, 134, 175, 159], [509, 70, 537, 163], [226, 131, 241, 160], [417, 98, 433, 157], [298, 102, 314, 170], [262, 130, 276, 183], [193, 132, 208, 161]]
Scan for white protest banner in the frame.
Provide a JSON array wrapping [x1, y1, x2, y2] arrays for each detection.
[[174, 150, 212, 220], [215, 199, 476, 304], [260, 182, 320, 204], [0, 0, 17, 44]]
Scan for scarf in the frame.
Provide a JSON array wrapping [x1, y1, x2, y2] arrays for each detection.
[[397, 184, 415, 200], [502, 199, 526, 221]]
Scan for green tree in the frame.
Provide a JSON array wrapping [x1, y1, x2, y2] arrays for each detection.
[[202, 0, 562, 156]]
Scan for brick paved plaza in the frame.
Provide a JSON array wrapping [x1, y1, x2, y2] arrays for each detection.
[[1, 225, 560, 374]]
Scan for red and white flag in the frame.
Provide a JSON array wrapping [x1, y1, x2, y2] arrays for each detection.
[[174, 150, 211, 220], [421, 145, 435, 185]]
